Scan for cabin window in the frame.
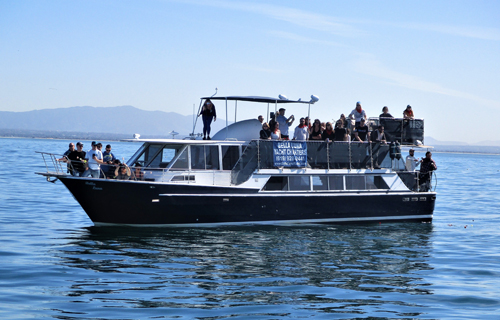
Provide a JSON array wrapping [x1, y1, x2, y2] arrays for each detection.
[[222, 146, 240, 170], [136, 144, 162, 167], [312, 176, 328, 190], [346, 176, 365, 190], [171, 175, 195, 182], [159, 148, 177, 168], [150, 146, 183, 168], [191, 145, 220, 170], [366, 176, 390, 190], [263, 176, 288, 191], [328, 176, 344, 190], [289, 176, 310, 191], [170, 147, 189, 170]]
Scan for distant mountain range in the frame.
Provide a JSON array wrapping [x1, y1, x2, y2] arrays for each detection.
[[0, 106, 228, 138], [1, 106, 500, 154]]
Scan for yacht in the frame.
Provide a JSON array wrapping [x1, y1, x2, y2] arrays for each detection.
[[37, 95, 435, 226]]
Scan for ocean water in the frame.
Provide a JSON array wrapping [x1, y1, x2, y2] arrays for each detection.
[[0, 137, 499, 319]]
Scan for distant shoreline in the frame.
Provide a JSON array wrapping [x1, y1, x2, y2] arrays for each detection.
[[3, 134, 499, 155]]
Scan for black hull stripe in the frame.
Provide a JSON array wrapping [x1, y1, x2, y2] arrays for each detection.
[[93, 214, 433, 227], [159, 192, 436, 197]]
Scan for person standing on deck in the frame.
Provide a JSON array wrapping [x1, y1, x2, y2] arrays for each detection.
[[419, 151, 437, 192], [83, 141, 104, 178], [293, 118, 309, 140], [198, 99, 216, 140], [276, 108, 294, 140], [58, 142, 75, 173], [65, 142, 86, 176], [348, 101, 367, 127], [405, 149, 420, 172]]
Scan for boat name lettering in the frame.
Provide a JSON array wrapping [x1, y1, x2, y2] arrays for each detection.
[[93, 186, 103, 191], [85, 182, 96, 186]]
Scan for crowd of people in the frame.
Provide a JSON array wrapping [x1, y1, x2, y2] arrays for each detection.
[[58, 141, 144, 180], [258, 102, 416, 143]]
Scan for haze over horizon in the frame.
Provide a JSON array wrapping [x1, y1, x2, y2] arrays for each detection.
[[1, 0, 498, 144]]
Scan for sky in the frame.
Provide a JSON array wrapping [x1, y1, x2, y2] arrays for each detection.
[[1, 0, 499, 143]]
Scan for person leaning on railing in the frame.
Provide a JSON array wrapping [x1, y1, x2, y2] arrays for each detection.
[[418, 151, 437, 192], [58, 142, 87, 176], [57, 142, 75, 174]]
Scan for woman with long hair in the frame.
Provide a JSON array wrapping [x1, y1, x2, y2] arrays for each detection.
[[270, 122, 281, 140], [321, 122, 335, 141], [309, 119, 323, 140], [198, 99, 217, 140], [260, 122, 272, 140]]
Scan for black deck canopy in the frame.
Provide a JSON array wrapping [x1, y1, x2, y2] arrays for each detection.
[[200, 96, 315, 104]]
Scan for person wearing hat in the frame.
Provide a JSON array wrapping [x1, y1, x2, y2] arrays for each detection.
[[65, 142, 87, 176], [405, 148, 420, 172], [403, 105, 414, 119], [276, 108, 294, 140], [348, 101, 367, 127], [102, 144, 117, 178], [354, 118, 370, 142], [82, 141, 104, 178]]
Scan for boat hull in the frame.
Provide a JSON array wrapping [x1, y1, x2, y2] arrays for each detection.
[[59, 177, 435, 226]]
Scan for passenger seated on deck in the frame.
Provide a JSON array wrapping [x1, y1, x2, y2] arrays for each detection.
[[107, 159, 121, 179], [339, 113, 350, 130], [260, 122, 272, 140], [379, 106, 394, 119], [270, 122, 281, 140], [403, 105, 414, 119], [354, 118, 370, 142], [309, 119, 323, 140], [132, 163, 144, 181], [115, 164, 131, 180], [321, 122, 335, 141], [304, 117, 311, 130], [334, 120, 348, 142], [370, 125, 388, 144]]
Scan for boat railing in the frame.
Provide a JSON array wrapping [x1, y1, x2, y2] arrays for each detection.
[[396, 170, 437, 192], [231, 140, 395, 185], [367, 118, 424, 145], [36, 151, 71, 175], [37, 152, 146, 181]]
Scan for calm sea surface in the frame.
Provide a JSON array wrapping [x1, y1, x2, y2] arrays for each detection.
[[0, 137, 499, 319]]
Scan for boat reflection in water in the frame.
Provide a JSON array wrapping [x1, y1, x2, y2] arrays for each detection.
[[53, 224, 434, 317]]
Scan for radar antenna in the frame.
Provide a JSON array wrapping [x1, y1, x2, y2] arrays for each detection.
[[211, 87, 218, 97]]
